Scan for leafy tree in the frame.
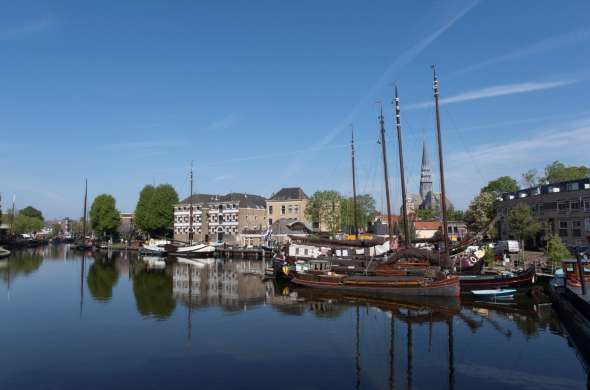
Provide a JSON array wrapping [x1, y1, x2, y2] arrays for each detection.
[[51, 223, 62, 237], [447, 208, 464, 221], [541, 161, 590, 184], [483, 245, 495, 267], [340, 194, 376, 233], [19, 206, 44, 221], [13, 214, 43, 234], [507, 203, 542, 262], [135, 184, 179, 238], [393, 219, 416, 242], [481, 176, 519, 197], [72, 218, 93, 237], [90, 194, 121, 239], [545, 234, 570, 266], [521, 169, 539, 188], [305, 190, 341, 233], [416, 209, 437, 220], [464, 191, 496, 236]]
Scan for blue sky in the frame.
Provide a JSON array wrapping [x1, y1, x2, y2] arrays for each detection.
[[1, 0, 589, 219]]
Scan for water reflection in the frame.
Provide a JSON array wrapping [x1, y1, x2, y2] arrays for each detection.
[[0, 247, 588, 389]]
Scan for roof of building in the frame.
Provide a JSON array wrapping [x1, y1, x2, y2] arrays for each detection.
[[268, 187, 308, 201], [498, 177, 590, 202], [270, 218, 313, 235], [179, 193, 266, 209], [414, 221, 441, 230]]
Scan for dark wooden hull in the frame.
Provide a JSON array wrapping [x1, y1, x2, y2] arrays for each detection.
[[459, 267, 535, 291], [289, 272, 460, 297], [549, 283, 590, 369]]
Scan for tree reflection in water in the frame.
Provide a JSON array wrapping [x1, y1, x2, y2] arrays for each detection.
[[133, 267, 176, 320], [87, 258, 119, 302], [0, 250, 43, 288]]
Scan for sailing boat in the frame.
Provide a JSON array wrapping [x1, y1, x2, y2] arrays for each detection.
[[285, 94, 460, 297], [171, 164, 215, 257], [72, 179, 93, 251]]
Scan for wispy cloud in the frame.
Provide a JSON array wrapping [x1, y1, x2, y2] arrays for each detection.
[[204, 113, 237, 132], [407, 78, 578, 110], [0, 15, 58, 41], [453, 29, 590, 76], [285, 0, 480, 177]]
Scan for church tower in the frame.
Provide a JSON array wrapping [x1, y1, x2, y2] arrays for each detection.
[[419, 141, 433, 200]]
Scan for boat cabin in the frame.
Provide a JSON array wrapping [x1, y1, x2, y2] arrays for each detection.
[[308, 259, 331, 272], [562, 258, 590, 293]]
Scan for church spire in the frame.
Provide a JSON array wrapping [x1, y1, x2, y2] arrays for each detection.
[[419, 141, 433, 200]]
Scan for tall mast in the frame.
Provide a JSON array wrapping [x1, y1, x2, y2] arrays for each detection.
[[188, 162, 194, 244], [351, 124, 359, 239], [432, 65, 450, 266], [82, 179, 88, 245], [379, 103, 394, 242], [394, 86, 411, 246]]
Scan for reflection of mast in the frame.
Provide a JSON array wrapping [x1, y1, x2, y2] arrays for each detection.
[[79, 254, 85, 319], [188, 265, 192, 343], [447, 319, 455, 390], [82, 179, 88, 246], [389, 315, 395, 390], [355, 305, 361, 390], [407, 321, 413, 390]]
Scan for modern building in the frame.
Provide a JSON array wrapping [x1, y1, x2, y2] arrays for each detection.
[[174, 193, 267, 245], [495, 178, 590, 248], [266, 187, 309, 226]]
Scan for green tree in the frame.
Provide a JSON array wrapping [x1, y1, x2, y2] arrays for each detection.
[[51, 223, 61, 237], [135, 184, 179, 238], [545, 234, 570, 266], [541, 161, 590, 184], [521, 169, 539, 188], [13, 214, 44, 234], [19, 206, 44, 221], [507, 202, 542, 263], [305, 190, 341, 233], [483, 245, 495, 267], [447, 208, 464, 221], [90, 194, 121, 239], [416, 209, 437, 220], [464, 191, 496, 236], [481, 176, 519, 197], [340, 194, 376, 233]]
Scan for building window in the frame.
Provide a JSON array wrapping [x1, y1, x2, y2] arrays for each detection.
[[269, 218, 273, 225], [281, 205, 286, 215], [585, 217, 590, 232], [572, 221, 582, 237], [294, 205, 299, 213], [557, 201, 569, 213], [570, 200, 580, 211], [559, 221, 568, 237], [269, 205, 273, 214], [566, 182, 580, 191], [584, 199, 590, 211]]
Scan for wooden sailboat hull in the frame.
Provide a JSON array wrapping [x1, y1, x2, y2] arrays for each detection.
[[459, 266, 535, 291], [289, 273, 460, 297]]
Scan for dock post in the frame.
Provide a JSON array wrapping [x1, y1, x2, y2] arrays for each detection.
[[577, 254, 587, 296]]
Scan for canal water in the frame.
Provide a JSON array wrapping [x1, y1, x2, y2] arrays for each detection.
[[0, 245, 587, 390]]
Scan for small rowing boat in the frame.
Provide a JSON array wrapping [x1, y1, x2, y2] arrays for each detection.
[[471, 289, 516, 299]]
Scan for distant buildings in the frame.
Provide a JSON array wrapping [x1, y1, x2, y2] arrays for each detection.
[[266, 187, 309, 226], [61, 217, 72, 236], [173, 193, 266, 245], [495, 178, 590, 248], [118, 212, 134, 238]]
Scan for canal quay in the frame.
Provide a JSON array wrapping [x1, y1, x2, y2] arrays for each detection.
[[0, 245, 586, 390]]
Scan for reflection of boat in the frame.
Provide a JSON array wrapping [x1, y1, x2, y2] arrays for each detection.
[[459, 266, 535, 291], [549, 258, 590, 367], [471, 289, 516, 299], [142, 256, 166, 269], [0, 247, 10, 258]]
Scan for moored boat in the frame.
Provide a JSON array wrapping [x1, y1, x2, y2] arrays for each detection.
[[459, 266, 535, 291], [471, 289, 516, 299], [0, 246, 10, 258]]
